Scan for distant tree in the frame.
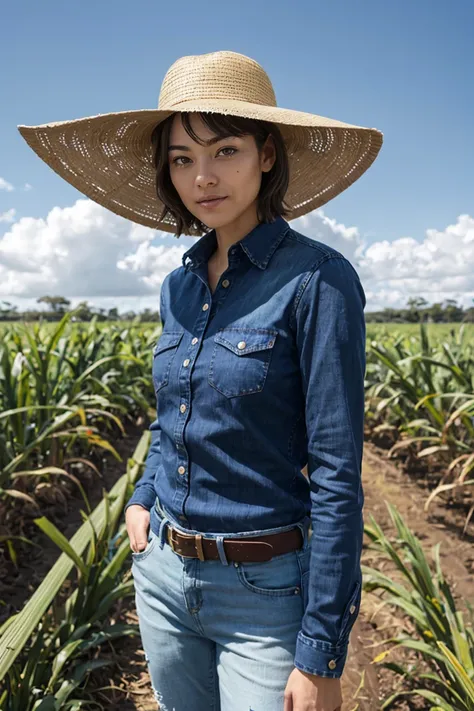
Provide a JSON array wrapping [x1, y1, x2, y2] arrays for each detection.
[[426, 302, 444, 323], [75, 301, 93, 321], [37, 295, 71, 313], [406, 297, 429, 323], [0, 301, 18, 321], [443, 298, 464, 323], [107, 307, 119, 321], [464, 306, 474, 323]]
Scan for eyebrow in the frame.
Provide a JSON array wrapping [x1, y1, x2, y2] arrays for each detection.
[[168, 135, 235, 152]]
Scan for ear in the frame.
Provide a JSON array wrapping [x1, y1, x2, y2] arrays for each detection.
[[260, 134, 277, 173]]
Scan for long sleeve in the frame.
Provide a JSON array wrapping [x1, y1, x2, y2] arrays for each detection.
[[292, 255, 366, 678], [124, 419, 162, 512], [124, 279, 168, 514]]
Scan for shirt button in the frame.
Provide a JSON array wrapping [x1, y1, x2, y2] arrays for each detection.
[[180, 404, 187, 413], [178, 466, 186, 475], [350, 604, 356, 614], [237, 341, 246, 350], [328, 659, 337, 670], [183, 359, 190, 367], [202, 303, 209, 311], [222, 279, 230, 288], [192, 337, 198, 345]]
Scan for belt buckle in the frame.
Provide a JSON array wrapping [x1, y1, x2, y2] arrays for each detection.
[[167, 526, 206, 560]]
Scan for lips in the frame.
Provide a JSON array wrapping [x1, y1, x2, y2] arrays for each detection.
[[197, 197, 228, 208], [198, 197, 226, 203]]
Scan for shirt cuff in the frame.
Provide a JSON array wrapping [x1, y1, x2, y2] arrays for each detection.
[[294, 631, 348, 678], [124, 485, 156, 513]]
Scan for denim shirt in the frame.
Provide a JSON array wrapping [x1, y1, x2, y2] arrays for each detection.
[[125, 215, 366, 678]]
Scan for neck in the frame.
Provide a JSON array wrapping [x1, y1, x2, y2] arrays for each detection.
[[212, 206, 260, 265]]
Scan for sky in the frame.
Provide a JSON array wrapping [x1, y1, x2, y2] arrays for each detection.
[[1, 0, 473, 314]]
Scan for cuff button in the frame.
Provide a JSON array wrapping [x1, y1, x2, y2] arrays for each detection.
[[350, 604, 356, 614], [328, 659, 337, 670]]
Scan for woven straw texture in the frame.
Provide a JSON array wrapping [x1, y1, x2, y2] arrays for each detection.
[[18, 51, 383, 235]]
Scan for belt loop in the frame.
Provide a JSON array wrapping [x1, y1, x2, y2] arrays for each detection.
[[216, 536, 229, 565], [296, 516, 311, 550], [158, 516, 170, 550]]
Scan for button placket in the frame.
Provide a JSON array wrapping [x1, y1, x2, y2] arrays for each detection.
[[174, 284, 212, 524]]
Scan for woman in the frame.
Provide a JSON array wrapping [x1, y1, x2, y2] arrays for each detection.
[[19, 50, 383, 711]]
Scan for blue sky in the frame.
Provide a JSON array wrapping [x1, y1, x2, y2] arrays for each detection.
[[1, 0, 473, 313]]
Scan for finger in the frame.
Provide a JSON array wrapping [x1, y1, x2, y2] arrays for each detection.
[[283, 690, 292, 711], [132, 540, 148, 553], [129, 536, 145, 553]]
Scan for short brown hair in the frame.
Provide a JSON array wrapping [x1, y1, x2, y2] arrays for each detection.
[[150, 111, 291, 237]]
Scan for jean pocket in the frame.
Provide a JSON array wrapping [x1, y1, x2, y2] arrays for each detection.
[[152, 330, 183, 393], [236, 549, 301, 597], [208, 327, 278, 398], [131, 528, 157, 562]]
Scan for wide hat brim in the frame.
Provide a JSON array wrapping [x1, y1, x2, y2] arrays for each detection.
[[18, 98, 383, 235]]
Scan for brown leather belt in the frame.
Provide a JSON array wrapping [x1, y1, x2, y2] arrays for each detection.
[[166, 524, 303, 562]]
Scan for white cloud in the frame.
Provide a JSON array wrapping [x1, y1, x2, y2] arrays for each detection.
[[1, 199, 473, 312], [291, 211, 474, 311], [357, 214, 474, 311], [0, 209, 16, 224], [24, 183, 32, 191], [0, 199, 192, 302], [0, 177, 14, 192]]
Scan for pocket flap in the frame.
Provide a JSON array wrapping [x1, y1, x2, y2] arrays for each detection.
[[153, 331, 184, 355], [214, 328, 277, 356]]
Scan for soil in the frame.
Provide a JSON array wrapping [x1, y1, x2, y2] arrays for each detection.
[[1, 436, 473, 710], [0, 425, 143, 626]]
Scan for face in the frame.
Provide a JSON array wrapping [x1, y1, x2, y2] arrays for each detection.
[[167, 113, 276, 230]]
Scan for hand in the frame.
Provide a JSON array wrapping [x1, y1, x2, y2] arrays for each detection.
[[125, 504, 151, 553], [284, 667, 342, 711]]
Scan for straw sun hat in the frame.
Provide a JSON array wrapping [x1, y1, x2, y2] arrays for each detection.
[[18, 50, 383, 236]]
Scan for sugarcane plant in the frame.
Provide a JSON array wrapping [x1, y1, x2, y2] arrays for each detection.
[[0, 315, 160, 562], [365, 322, 474, 522], [362, 500, 474, 710], [0, 456, 145, 710]]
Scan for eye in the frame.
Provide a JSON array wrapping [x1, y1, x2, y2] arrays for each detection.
[[171, 146, 238, 166], [219, 147, 238, 157]]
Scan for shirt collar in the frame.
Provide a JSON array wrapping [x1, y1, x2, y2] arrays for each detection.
[[182, 215, 290, 272]]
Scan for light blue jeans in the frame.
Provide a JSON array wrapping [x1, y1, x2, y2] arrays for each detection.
[[131, 496, 312, 711]]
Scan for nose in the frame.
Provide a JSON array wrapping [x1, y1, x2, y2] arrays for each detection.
[[194, 157, 218, 188]]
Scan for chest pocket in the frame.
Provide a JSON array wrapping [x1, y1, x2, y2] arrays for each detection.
[[152, 330, 184, 393], [208, 327, 278, 398]]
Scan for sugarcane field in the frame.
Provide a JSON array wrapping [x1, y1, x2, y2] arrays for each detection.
[[0, 315, 473, 710]]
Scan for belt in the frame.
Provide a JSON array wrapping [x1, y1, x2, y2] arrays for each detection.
[[166, 524, 303, 562]]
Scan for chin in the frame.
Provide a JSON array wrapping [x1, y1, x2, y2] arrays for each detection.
[[199, 214, 231, 228]]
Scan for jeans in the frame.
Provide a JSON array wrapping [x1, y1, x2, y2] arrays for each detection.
[[131, 496, 312, 710]]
